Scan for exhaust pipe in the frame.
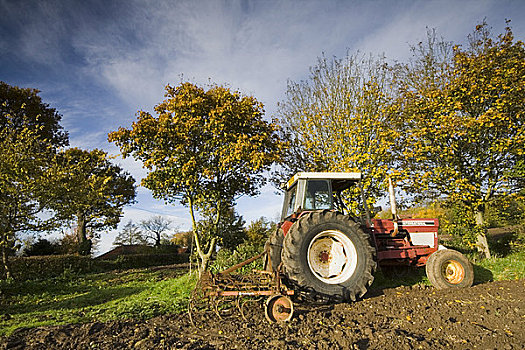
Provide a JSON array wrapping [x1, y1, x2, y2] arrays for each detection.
[[388, 177, 399, 237]]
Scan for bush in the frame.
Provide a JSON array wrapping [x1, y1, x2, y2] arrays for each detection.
[[107, 253, 189, 270], [211, 241, 265, 274], [484, 197, 525, 228], [486, 225, 525, 257]]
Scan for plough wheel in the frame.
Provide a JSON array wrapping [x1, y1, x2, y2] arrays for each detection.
[[264, 295, 293, 323]]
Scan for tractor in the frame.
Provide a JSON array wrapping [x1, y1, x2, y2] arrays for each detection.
[[190, 172, 474, 323], [265, 172, 474, 303]]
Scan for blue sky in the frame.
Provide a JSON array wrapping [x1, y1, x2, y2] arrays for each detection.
[[1, 0, 524, 254]]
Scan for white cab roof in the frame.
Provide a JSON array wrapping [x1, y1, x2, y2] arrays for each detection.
[[285, 172, 362, 190]]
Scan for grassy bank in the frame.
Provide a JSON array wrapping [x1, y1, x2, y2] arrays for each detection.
[[1, 250, 524, 337]]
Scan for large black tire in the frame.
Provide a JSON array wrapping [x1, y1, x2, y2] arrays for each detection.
[[426, 249, 474, 289], [264, 228, 284, 272], [281, 210, 376, 302]]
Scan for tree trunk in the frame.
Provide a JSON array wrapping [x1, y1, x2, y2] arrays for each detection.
[[1, 244, 12, 280], [76, 214, 92, 256], [188, 197, 217, 277], [359, 181, 372, 226], [474, 207, 491, 259]]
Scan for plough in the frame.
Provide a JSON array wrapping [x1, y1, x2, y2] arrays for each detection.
[[188, 251, 294, 323]]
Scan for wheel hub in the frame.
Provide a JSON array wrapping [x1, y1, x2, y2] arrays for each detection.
[[307, 230, 358, 284], [265, 295, 294, 322], [442, 260, 464, 284], [319, 251, 330, 263]]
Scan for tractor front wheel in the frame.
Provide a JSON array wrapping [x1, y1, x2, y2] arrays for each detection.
[[425, 249, 474, 289]]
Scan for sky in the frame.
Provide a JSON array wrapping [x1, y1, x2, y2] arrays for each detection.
[[1, 0, 524, 255]]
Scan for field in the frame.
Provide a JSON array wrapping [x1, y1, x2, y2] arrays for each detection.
[[1, 250, 524, 349], [0, 265, 192, 336]]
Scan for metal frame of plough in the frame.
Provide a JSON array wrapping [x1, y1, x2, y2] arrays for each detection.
[[189, 250, 295, 324]]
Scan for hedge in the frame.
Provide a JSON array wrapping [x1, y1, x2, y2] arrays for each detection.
[[101, 253, 189, 270], [0, 253, 189, 281]]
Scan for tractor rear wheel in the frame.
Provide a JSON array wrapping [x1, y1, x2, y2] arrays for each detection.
[[425, 249, 474, 289], [281, 210, 376, 302]]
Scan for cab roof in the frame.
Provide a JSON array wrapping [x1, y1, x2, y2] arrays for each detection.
[[284, 172, 362, 190]]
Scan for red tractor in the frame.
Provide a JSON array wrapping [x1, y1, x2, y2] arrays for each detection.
[[266, 172, 474, 303]]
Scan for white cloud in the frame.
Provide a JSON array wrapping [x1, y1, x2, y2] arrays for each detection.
[[354, 1, 495, 60], [74, 1, 397, 114]]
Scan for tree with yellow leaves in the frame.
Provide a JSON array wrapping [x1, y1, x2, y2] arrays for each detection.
[[0, 82, 69, 278], [397, 22, 525, 258], [109, 82, 286, 274], [277, 53, 399, 213]]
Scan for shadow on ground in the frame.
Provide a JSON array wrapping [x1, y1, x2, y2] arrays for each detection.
[[472, 264, 494, 284]]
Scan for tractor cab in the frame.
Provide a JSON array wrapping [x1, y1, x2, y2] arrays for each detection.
[[281, 172, 361, 220]]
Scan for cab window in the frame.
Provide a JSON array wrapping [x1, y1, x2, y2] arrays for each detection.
[[304, 180, 331, 210], [284, 184, 297, 217]]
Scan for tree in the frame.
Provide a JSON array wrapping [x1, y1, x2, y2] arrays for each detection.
[[397, 22, 525, 258], [171, 230, 192, 248], [51, 148, 136, 255], [140, 215, 173, 247], [276, 53, 399, 214], [0, 82, 69, 148], [22, 238, 60, 256], [393, 28, 454, 97], [1, 128, 58, 277], [509, 158, 525, 195], [56, 231, 82, 255], [113, 221, 147, 246], [109, 82, 286, 274], [1, 82, 69, 278], [197, 206, 246, 250], [246, 217, 275, 249]]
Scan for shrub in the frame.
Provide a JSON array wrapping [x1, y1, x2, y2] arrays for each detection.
[[484, 197, 525, 228], [211, 241, 264, 274], [108, 253, 189, 270]]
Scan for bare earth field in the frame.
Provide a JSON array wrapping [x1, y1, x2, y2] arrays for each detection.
[[2, 279, 524, 350]]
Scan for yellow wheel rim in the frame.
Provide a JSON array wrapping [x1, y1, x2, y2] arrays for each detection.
[[441, 260, 465, 284]]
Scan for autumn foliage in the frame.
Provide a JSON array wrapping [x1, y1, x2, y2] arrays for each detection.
[[109, 83, 286, 273], [278, 22, 525, 258], [397, 23, 525, 257]]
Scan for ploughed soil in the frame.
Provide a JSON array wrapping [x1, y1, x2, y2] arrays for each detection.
[[2, 279, 524, 350]]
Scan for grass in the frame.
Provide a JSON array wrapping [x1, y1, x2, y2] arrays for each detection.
[[1, 248, 524, 337], [0, 267, 196, 337], [370, 249, 525, 291], [475, 250, 525, 281]]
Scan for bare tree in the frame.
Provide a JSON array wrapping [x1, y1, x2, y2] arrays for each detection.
[[140, 216, 173, 247]]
